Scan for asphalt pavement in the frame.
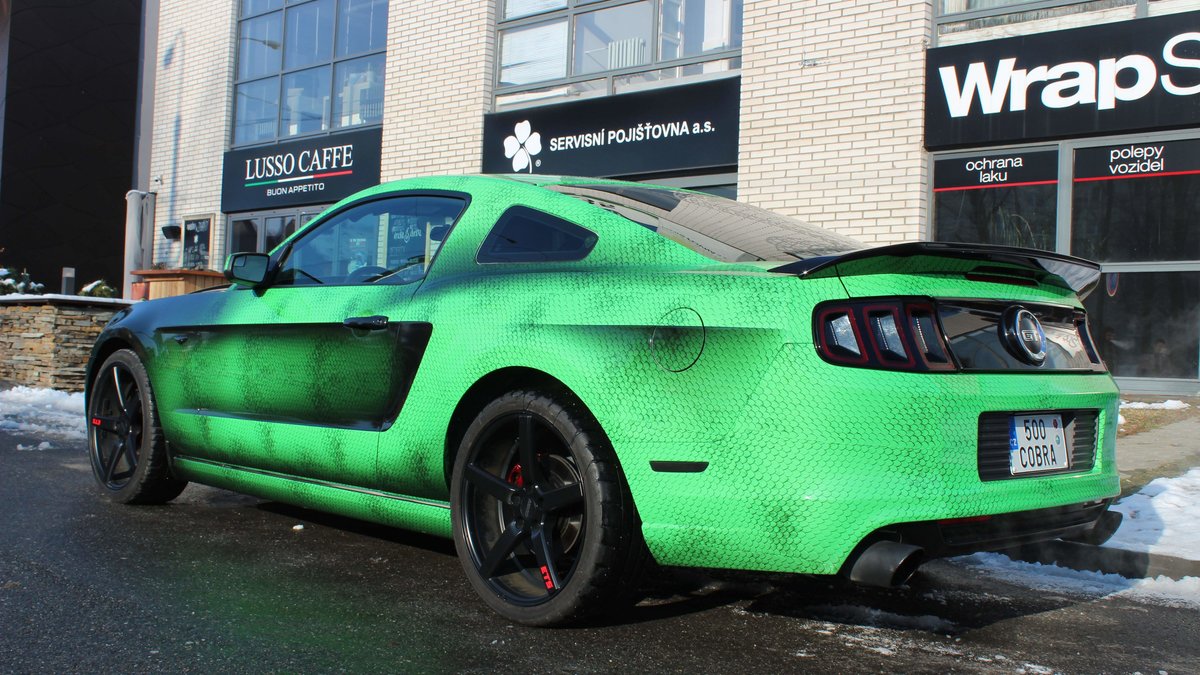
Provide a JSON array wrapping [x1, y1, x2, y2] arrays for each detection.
[[1, 430, 1198, 674]]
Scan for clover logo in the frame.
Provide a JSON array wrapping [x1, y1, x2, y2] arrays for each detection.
[[503, 120, 542, 173]]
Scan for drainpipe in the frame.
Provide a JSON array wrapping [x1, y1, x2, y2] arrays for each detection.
[[124, 190, 156, 299]]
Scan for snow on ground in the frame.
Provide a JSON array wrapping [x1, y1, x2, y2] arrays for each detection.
[[0, 386, 86, 441], [1119, 399, 1191, 410], [955, 553, 1200, 608], [1107, 468, 1200, 560]]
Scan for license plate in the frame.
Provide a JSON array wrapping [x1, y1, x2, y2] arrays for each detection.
[[1009, 414, 1069, 475]]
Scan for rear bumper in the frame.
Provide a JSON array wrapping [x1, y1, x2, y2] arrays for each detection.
[[857, 498, 1116, 561]]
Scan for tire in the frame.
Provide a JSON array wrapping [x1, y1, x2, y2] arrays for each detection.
[[87, 349, 187, 504], [450, 389, 649, 626]]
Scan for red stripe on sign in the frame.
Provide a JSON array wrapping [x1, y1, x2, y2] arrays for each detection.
[[313, 170, 353, 179], [933, 179, 1058, 193], [1074, 168, 1200, 183]]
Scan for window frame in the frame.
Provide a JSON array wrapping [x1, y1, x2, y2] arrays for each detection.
[[233, 0, 388, 147], [493, 0, 743, 110]]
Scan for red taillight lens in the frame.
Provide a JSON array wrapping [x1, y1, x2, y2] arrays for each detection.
[[814, 299, 957, 372]]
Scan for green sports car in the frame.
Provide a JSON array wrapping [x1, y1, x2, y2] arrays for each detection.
[[86, 174, 1121, 625]]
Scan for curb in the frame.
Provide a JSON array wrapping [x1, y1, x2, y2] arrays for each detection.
[[1009, 540, 1200, 580]]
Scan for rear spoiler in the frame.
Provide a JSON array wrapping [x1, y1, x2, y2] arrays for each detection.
[[770, 242, 1102, 298]]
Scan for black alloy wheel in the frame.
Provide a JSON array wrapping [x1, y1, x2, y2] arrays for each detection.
[[451, 390, 648, 626], [87, 349, 187, 504]]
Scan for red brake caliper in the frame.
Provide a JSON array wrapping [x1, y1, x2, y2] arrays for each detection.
[[507, 464, 554, 590]]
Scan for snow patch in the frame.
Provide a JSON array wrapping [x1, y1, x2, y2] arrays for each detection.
[[952, 553, 1200, 608], [0, 386, 86, 441], [809, 604, 957, 633], [1119, 399, 1191, 410], [16, 441, 54, 451], [1107, 468, 1200, 561]]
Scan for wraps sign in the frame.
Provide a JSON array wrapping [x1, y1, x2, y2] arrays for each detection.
[[925, 11, 1200, 149]]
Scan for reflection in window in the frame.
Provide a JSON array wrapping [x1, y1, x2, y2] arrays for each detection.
[[575, 3, 653, 75], [938, 0, 1042, 14], [238, 13, 283, 80], [284, 0, 335, 69], [281, 67, 332, 136], [500, 20, 568, 86], [334, 55, 384, 128], [336, 0, 388, 56], [659, 0, 742, 61], [935, 185, 1057, 250], [277, 196, 467, 286], [1071, 142, 1200, 262], [1084, 272, 1200, 379], [933, 152, 1058, 251], [231, 219, 259, 254], [234, 79, 280, 145], [504, 0, 565, 20]]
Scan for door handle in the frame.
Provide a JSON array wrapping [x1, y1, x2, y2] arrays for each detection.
[[343, 315, 389, 330]]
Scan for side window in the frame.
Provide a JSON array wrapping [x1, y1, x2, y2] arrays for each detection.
[[477, 206, 597, 263], [275, 195, 466, 286]]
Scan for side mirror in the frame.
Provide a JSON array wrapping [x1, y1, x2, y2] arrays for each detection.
[[224, 252, 272, 287]]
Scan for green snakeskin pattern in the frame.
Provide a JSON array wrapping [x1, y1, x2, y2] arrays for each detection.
[[95, 175, 1119, 575]]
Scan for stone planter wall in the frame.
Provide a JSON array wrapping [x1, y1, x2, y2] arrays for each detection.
[[0, 295, 131, 392]]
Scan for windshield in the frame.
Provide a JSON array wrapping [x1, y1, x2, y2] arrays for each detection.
[[546, 183, 863, 263]]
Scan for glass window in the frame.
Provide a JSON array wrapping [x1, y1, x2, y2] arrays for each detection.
[[234, 0, 387, 145], [933, 150, 1058, 251], [284, 0, 335, 70], [548, 184, 862, 263], [1084, 271, 1200, 379], [234, 79, 280, 145], [938, 0, 1044, 14], [231, 218, 259, 254], [333, 54, 384, 128], [336, 0, 388, 56], [238, 13, 283, 79], [495, 0, 742, 101], [478, 206, 598, 263], [276, 196, 467, 286], [659, 0, 742, 61], [499, 20, 568, 86], [243, 0, 283, 16], [182, 219, 211, 269], [1071, 139, 1200, 263], [574, 2, 653, 75], [265, 215, 297, 251], [281, 66, 332, 136], [504, 0, 565, 20]]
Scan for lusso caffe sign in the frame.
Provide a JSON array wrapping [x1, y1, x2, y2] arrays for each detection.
[[925, 11, 1200, 149], [221, 128, 382, 212]]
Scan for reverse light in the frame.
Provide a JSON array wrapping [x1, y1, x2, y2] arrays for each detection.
[[815, 299, 956, 372]]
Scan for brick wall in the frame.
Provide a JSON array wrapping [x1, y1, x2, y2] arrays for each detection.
[[380, 0, 495, 180], [148, 0, 238, 269], [0, 299, 129, 392], [739, 0, 933, 244]]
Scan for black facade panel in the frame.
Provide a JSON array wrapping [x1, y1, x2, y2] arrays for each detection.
[[0, 0, 139, 290]]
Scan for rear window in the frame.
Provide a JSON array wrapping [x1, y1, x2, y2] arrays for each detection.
[[546, 184, 863, 263], [478, 206, 598, 263]]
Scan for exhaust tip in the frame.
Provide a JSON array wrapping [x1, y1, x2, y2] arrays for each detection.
[[1065, 509, 1123, 546], [848, 541, 925, 588]]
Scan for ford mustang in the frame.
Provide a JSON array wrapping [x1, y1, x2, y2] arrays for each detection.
[[86, 175, 1121, 625]]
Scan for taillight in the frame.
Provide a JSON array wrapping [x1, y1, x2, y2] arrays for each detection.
[[1074, 313, 1105, 368], [814, 299, 956, 372]]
